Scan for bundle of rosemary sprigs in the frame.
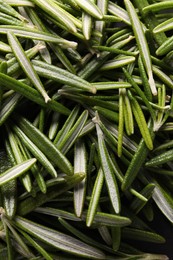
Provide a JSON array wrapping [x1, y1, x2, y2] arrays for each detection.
[[0, 0, 173, 259]]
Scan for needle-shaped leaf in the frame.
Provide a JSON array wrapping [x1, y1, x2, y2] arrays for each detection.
[[0, 146, 17, 219], [5, 0, 34, 7], [138, 55, 152, 102], [82, 11, 93, 40], [95, 0, 108, 44], [130, 183, 155, 214], [7, 32, 50, 103], [94, 44, 138, 56], [153, 85, 166, 131], [18, 173, 85, 216], [12, 124, 57, 178], [0, 12, 26, 27], [0, 0, 26, 21], [0, 72, 70, 115], [74, 139, 87, 217], [14, 115, 73, 175], [0, 25, 77, 46], [58, 217, 116, 255], [94, 114, 120, 214], [7, 42, 44, 76], [48, 42, 75, 73], [118, 88, 125, 157], [0, 41, 12, 53], [87, 211, 131, 227], [122, 120, 154, 191], [35, 207, 131, 227], [21, 7, 52, 64], [111, 226, 121, 251], [124, 0, 157, 96], [14, 216, 106, 259], [122, 227, 165, 243], [54, 106, 80, 145], [153, 66, 173, 90], [123, 67, 155, 120], [109, 153, 147, 202], [156, 37, 173, 57], [128, 91, 153, 150], [6, 125, 32, 192], [100, 118, 137, 154], [32, 60, 96, 94], [145, 148, 173, 167], [33, 0, 77, 33], [48, 111, 60, 140], [93, 106, 119, 123], [2, 219, 14, 259], [154, 17, 173, 34], [108, 1, 131, 25], [86, 168, 104, 227], [74, 0, 103, 19], [2, 217, 35, 258], [0, 158, 36, 186], [123, 92, 134, 135], [23, 148, 47, 194], [57, 110, 88, 154], [0, 92, 20, 126], [143, 1, 173, 15], [152, 180, 173, 224], [35, 207, 81, 222], [18, 229, 53, 260], [133, 0, 167, 46], [91, 81, 131, 90], [100, 55, 135, 71]]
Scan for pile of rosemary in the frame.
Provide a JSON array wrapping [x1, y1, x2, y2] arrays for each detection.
[[0, 0, 173, 259]]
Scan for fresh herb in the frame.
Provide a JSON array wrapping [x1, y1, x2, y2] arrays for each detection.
[[0, 1, 173, 259]]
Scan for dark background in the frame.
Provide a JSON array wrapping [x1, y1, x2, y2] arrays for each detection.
[[135, 206, 173, 259]]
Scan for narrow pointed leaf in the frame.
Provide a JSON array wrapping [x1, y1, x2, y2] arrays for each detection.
[[86, 168, 104, 227], [19, 230, 53, 260], [122, 227, 165, 244], [0, 92, 20, 126], [54, 106, 80, 146], [94, 116, 120, 214], [15, 115, 73, 175], [58, 217, 116, 255], [124, 0, 157, 95], [33, 0, 77, 33], [18, 173, 85, 216], [74, 139, 87, 217], [74, 0, 103, 19], [108, 1, 131, 25], [57, 110, 88, 154], [7, 32, 50, 103], [129, 92, 153, 150], [122, 120, 154, 191], [0, 158, 36, 186], [152, 180, 173, 224], [0, 0, 26, 21], [0, 72, 70, 115], [100, 55, 135, 71], [35, 207, 131, 227], [82, 11, 92, 40], [145, 148, 173, 167], [0, 25, 77, 46], [118, 88, 125, 157], [14, 216, 106, 259], [143, 1, 173, 15], [13, 124, 57, 178], [154, 17, 173, 34], [32, 59, 96, 94]]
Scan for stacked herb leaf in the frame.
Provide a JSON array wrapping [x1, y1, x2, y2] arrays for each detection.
[[0, 0, 173, 259]]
